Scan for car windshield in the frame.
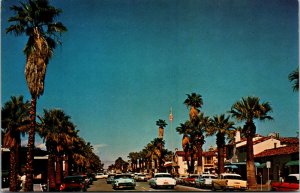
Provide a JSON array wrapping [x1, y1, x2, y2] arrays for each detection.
[[155, 174, 172, 178], [202, 175, 217, 179], [223, 175, 241, 180], [138, 174, 146, 177], [63, 176, 84, 183], [115, 175, 133, 179], [286, 176, 299, 183]]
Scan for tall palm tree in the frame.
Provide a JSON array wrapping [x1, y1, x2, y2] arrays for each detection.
[[176, 121, 196, 174], [229, 96, 273, 188], [152, 138, 165, 172], [37, 109, 75, 190], [6, 0, 67, 190], [206, 114, 235, 174], [288, 67, 299, 92], [1, 96, 30, 191], [128, 152, 139, 172], [156, 119, 167, 139], [194, 113, 209, 174], [184, 93, 203, 121], [183, 93, 204, 174]]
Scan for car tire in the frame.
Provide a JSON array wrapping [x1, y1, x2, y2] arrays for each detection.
[[212, 183, 216, 191]]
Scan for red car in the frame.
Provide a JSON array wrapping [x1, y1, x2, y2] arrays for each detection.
[[271, 174, 299, 191], [183, 174, 200, 186], [60, 175, 88, 192]]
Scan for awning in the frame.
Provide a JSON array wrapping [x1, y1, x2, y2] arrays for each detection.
[[285, 160, 299, 167], [163, 161, 179, 167], [257, 163, 266, 168], [231, 162, 261, 167], [225, 165, 238, 169]]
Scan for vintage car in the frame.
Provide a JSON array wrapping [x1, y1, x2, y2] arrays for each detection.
[[111, 174, 136, 190], [95, 173, 108, 179], [60, 175, 89, 192], [149, 173, 176, 189], [271, 174, 299, 191], [211, 173, 247, 191], [183, 174, 200, 186], [106, 174, 116, 184], [134, 173, 148, 182], [195, 174, 218, 188]]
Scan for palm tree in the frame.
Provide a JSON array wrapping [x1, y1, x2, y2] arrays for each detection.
[[156, 119, 168, 139], [37, 109, 75, 190], [1, 96, 30, 191], [128, 152, 139, 172], [6, 0, 67, 190], [184, 93, 203, 121], [151, 138, 165, 172], [176, 121, 196, 174], [206, 114, 235, 174], [288, 67, 299, 92], [229, 96, 273, 188], [194, 113, 209, 174]]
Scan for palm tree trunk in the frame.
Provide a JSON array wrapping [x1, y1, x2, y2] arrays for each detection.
[[246, 135, 257, 189], [196, 144, 203, 174], [24, 97, 36, 192], [218, 146, 225, 174], [48, 154, 56, 191], [218, 133, 225, 174], [9, 148, 18, 191], [64, 154, 69, 177], [190, 152, 195, 174], [55, 155, 63, 190]]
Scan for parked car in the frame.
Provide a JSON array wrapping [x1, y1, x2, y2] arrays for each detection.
[[112, 174, 136, 190], [106, 174, 116, 184], [87, 173, 96, 183], [183, 174, 200, 186], [211, 173, 247, 191], [96, 173, 107, 179], [135, 173, 148, 182], [195, 174, 218, 189], [271, 174, 299, 191], [175, 175, 187, 185], [145, 173, 152, 180], [59, 175, 88, 192], [149, 173, 176, 189]]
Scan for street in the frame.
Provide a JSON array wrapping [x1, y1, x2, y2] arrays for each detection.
[[87, 179, 211, 192]]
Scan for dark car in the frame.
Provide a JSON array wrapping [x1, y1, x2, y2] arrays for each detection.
[[60, 175, 88, 192], [106, 174, 116, 184]]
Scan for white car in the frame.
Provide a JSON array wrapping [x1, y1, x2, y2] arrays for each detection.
[[195, 174, 218, 188], [96, 173, 108, 179], [112, 174, 136, 190], [149, 173, 176, 189], [212, 173, 247, 191]]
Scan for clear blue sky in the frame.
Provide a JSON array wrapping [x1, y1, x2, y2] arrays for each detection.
[[2, 0, 299, 167]]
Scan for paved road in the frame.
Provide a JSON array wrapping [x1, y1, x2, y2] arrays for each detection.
[[87, 179, 211, 191]]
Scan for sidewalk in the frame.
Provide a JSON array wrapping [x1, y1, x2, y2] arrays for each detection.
[[248, 183, 271, 192]]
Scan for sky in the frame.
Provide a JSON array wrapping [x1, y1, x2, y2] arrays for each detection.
[[1, 0, 299, 168]]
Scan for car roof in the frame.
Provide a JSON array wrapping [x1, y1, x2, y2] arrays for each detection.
[[201, 174, 216, 176], [220, 173, 241, 176], [288, 174, 300, 180]]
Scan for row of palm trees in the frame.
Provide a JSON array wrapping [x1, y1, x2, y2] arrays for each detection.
[[177, 66, 298, 189], [6, 0, 68, 191], [127, 119, 173, 174], [176, 92, 272, 189], [2, 96, 103, 191]]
